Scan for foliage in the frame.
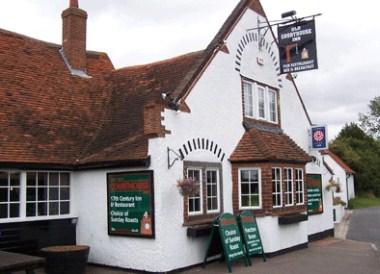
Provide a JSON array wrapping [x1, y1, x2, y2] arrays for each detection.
[[330, 123, 380, 196], [359, 96, 380, 139], [176, 178, 199, 196], [348, 196, 380, 209]]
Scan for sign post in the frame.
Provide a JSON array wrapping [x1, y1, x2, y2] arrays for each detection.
[[237, 211, 266, 262], [278, 19, 318, 74], [306, 174, 324, 215], [107, 171, 155, 238], [203, 213, 249, 273]]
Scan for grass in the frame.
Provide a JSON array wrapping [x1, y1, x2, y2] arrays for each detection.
[[348, 196, 380, 209]]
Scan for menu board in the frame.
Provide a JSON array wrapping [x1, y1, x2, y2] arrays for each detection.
[[238, 211, 265, 259], [306, 174, 323, 215], [107, 171, 155, 238]]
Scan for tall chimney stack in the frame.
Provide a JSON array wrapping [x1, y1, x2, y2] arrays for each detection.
[[62, 0, 87, 72]]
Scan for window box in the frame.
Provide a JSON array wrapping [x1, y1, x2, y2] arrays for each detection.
[[278, 213, 308, 225]]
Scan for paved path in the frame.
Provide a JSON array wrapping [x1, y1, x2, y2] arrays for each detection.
[[347, 206, 380, 250]]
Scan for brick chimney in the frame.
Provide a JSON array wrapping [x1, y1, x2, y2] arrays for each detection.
[[61, 0, 87, 72]]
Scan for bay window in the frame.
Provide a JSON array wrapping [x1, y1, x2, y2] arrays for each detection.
[[295, 168, 305, 205], [284, 168, 294, 206], [272, 168, 282, 208], [242, 79, 278, 123]]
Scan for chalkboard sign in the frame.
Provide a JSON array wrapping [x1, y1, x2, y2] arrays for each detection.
[[238, 211, 266, 261], [107, 171, 155, 238], [204, 213, 249, 272], [306, 174, 323, 215]]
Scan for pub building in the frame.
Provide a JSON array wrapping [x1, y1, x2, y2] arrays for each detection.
[[0, 0, 333, 272]]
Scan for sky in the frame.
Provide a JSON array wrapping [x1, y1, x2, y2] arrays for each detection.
[[0, 0, 379, 140]]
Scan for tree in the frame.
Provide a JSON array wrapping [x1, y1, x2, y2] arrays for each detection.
[[330, 123, 380, 196], [359, 96, 380, 139]]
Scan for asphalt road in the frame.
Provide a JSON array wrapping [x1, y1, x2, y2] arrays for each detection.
[[347, 206, 380, 250]]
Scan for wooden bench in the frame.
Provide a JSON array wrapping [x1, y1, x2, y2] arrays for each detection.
[[0, 251, 45, 274]]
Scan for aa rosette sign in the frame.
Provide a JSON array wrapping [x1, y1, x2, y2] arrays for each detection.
[[278, 19, 318, 74], [310, 125, 328, 150]]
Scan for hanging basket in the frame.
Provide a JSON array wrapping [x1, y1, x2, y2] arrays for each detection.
[[176, 178, 199, 197]]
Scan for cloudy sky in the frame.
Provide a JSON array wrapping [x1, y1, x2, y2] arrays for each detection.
[[1, 0, 378, 139]]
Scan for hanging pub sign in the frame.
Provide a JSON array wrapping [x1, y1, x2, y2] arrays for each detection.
[[237, 211, 266, 261], [310, 125, 328, 150], [306, 174, 324, 215], [107, 171, 155, 238], [278, 19, 318, 74], [203, 213, 249, 273]]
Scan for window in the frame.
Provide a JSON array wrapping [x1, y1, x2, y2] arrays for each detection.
[[26, 172, 70, 217], [258, 85, 266, 119], [268, 89, 277, 122], [295, 169, 304, 205], [242, 80, 278, 123], [206, 169, 219, 213], [284, 168, 293, 206], [243, 82, 253, 117], [0, 171, 21, 219], [272, 168, 282, 208], [239, 168, 261, 209], [187, 168, 202, 215]]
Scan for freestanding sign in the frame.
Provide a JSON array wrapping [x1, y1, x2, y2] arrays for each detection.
[[310, 125, 328, 150], [107, 171, 155, 238], [278, 19, 318, 74], [306, 174, 324, 215], [203, 213, 249, 273], [237, 211, 266, 261]]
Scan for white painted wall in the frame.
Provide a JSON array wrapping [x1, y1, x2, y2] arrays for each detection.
[[74, 7, 333, 272]]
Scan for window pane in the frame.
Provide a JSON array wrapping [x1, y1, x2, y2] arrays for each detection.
[[49, 188, 59, 201], [38, 202, 48, 216], [9, 204, 19, 218], [49, 173, 59, 186], [250, 195, 259, 207], [9, 187, 20, 202], [38, 188, 48, 201], [250, 170, 258, 181], [49, 202, 59, 215], [241, 183, 249, 194], [60, 173, 70, 186], [0, 204, 7, 218], [27, 188, 36, 201], [241, 170, 250, 182], [258, 86, 265, 118], [252, 183, 259, 194], [0, 189, 8, 202], [10, 173, 20, 186], [26, 203, 36, 217], [241, 195, 249, 207], [38, 173, 48, 186], [60, 188, 70, 201], [243, 82, 253, 117], [0, 172, 8, 187], [60, 202, 70, 215], [27, 173, 37, 186]]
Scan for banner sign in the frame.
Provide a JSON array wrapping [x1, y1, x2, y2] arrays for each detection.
[[278, 19, 318, 74], [203, 213, 249, 272], [107, 171, 155, 238], [237, 211, 266, 261], [310, 125, 328, 150], [306, 174, 323, 215]]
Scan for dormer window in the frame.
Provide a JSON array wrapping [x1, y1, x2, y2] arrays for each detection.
[[242, 79, 278, 123]]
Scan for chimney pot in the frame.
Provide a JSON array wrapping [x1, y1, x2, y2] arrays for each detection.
[[70, 0, 79, 8]]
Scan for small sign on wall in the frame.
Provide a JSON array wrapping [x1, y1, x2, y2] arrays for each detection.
[[310, 125, 328, 150], [306, 174, 323, 215], [107, 171, 155, 238]]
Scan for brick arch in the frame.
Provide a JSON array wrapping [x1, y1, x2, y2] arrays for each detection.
[[178, 138, 225, 162]]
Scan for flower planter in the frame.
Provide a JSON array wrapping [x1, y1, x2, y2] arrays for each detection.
[[40, 245, 89, 274]]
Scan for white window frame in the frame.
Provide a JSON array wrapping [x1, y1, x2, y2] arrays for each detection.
[[242, 80, 278, 124], [295, 168, 305, 205], [0, 171, 21, 220], [187, 168, 203, 216], [238, 168, 262, 210], [205, 169, 220, 214], [284, 168, 294, 206], [272, 167, 282, 208]]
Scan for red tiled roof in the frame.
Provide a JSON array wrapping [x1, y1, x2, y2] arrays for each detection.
[[230, 128, 311, 163], [0, 28, 114, 166], [0, 26, 204, 167], [321, 150, 355, 174]]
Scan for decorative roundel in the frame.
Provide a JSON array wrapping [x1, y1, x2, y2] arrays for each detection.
[[313, 130, 325, 142], [234, 30, 283, 89]]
